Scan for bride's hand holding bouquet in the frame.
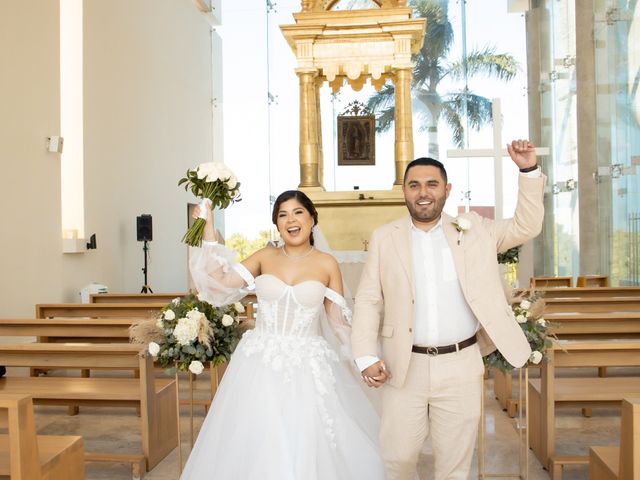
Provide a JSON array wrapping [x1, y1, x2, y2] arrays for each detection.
[[179, 162, 240, 247]]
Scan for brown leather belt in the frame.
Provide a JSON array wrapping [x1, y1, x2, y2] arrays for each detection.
[[412, 334, 477, 356]]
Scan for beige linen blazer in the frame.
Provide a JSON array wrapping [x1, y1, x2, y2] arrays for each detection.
[[352, 174, 546, 388]]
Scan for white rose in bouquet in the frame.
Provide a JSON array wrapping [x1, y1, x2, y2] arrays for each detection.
[[221, 314, 235, 327], [516, 314, 527, 324], [148, 342, 160, 357], [520, 299, 531, 310], [234, 302, 245, 313], [164, 309, 176, 320], [189, 360, 205, 375]]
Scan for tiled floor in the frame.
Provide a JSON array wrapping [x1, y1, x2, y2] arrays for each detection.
[[32, 370, 619, 479]]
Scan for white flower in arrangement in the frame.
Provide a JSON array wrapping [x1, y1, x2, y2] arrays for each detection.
[[221, 314, 235, 327], [173, 317, 199, 346], [516, 314, 527, 324], [148, 342, 160, 357], [188, 360, 205, 375], [164, 309, 176, 320], [156, 317, 164, 329], [519, 299, 531, 310], [529, 350, 543, 364], [234, 302, 245, 313], [185, 308, 206, 323], [537, 318, 547, 327], [172, 297, 181, 305]]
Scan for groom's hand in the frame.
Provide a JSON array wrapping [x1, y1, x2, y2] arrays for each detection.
[[506, 139, 536, 170], [362, 360, 391, 388]]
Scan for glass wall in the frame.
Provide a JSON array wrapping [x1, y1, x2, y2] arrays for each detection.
[[530, 0, 580, 278], [593, 0, 640, 285]]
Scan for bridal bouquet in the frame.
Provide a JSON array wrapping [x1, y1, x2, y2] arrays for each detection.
[[129, 294, 244, 375], [484, 291, 554, 372], [179, 162, 241, 247]]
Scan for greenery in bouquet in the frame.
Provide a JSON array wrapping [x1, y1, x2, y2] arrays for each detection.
[[483, 291, 554, 372], [130, 294, 244, 375], [179, 162, 241, 247], [497, 245, 520, 264]]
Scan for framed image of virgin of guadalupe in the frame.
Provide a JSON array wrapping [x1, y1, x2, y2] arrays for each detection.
[[337, 101, 375, 166]]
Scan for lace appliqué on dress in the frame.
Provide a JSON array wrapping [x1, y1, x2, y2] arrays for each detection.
[[239, 301, 340, 448]]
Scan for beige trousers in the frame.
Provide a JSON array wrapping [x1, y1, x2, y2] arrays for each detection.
[[380, 344, 484, 480]]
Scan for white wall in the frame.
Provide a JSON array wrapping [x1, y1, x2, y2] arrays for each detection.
[[0, 0, 63, 316], [0, 0, 215, 315]]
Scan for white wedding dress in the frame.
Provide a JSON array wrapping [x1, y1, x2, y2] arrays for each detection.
[[181, 244, 384, 480]]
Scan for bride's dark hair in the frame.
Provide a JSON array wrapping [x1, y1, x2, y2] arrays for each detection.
[[272, 190, 318, 246]]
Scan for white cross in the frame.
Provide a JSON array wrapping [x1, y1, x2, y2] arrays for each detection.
[[446, 98, 549, 220]]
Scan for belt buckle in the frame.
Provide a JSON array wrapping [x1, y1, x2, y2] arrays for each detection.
[[426, 346, 438, 356]]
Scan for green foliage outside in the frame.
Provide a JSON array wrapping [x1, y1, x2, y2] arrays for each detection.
[[226, 230, 273, 261], [366, 0, 519, 156]]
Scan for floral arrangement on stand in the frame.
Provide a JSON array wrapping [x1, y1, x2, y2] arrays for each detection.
[[483, 291, 554, 372], [179, 162, 241, 247], [130, 294, 245, 375]]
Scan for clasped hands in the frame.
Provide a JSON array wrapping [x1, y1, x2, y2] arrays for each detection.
[[361, 360, 391, 388]]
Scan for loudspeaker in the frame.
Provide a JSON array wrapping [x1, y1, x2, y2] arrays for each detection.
[[136, 214, 153, 242]]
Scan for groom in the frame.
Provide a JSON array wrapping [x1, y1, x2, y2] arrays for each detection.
[[352, 139, 545, 479]]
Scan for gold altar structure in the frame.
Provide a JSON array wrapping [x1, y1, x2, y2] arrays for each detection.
[[281, 0, 425, 250]]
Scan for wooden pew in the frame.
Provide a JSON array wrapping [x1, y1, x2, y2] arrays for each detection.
[[90, 293, 185, 304], [543, 297, 640, 314], [36, 303, 165, 319], [545, 312, 640, 337], [0, 393, 84, 480], [531, 276, 573, 288], [0, 343, 178, 473], [589, 398, 640, 480], [577, 275, 609, 287], [0, 318, 132, 343], [527, 340, 640, 477], [528, 287, 640, 299], [493, 311, 640, 415]]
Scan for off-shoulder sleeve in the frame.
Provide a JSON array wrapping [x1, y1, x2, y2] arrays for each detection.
[[189, 241, 254, 306], [321, 288, 353, 359]]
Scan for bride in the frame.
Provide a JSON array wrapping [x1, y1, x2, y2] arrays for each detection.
[[181, 190, 385, 479]]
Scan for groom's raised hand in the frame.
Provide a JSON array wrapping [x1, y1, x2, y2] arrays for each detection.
[[362, 360, 391, 388], [506, 139, 537, 170]]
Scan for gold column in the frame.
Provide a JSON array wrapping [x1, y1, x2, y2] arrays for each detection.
[[298, 70, 321, 188], [315, 77, 324, 188], [393, 67, 414, 185]]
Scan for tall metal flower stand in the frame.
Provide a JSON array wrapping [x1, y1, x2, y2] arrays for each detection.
[[176, 361, 221, 476], [478, 367, 529, 479]]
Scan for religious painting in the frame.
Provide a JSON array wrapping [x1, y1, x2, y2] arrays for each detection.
[[337, 115, 375, 166]]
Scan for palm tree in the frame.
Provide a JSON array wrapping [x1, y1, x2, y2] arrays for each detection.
[[366, 0, 519, 157]]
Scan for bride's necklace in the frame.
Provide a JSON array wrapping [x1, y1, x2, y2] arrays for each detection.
[[281, 245, 314, 259]]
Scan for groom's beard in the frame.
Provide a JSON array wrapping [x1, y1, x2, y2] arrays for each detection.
[[405, 195, 446, 224]]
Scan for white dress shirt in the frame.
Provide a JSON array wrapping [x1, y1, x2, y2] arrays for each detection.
[[410, 217, 478, 346]]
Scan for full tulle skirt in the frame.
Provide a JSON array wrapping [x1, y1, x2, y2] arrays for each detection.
[[180, 335, 385, 480]]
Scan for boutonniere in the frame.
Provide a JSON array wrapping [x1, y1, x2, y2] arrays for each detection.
[[452, 217, 472, 245]]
